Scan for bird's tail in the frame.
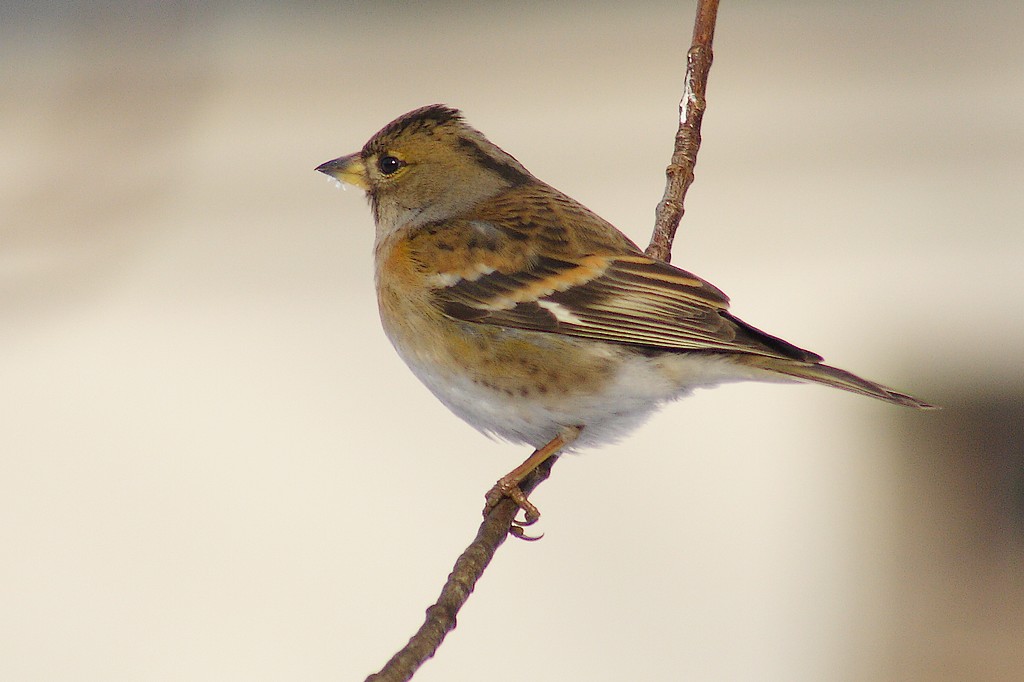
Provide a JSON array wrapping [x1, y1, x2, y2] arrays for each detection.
[[745, 358, 936, 409]]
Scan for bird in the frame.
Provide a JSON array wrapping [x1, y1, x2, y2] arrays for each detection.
[[316, 104, 932, 531]]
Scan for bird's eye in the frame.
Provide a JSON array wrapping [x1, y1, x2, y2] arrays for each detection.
[[378, 155, 404, 175]]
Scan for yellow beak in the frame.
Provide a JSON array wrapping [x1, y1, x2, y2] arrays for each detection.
[[315, 153, 369, 190]]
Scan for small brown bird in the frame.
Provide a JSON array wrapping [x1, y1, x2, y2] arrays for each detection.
[[317, 104, 931, 527]]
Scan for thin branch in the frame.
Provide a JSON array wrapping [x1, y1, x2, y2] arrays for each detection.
[[364, 456, 558, 682], [364, 2, 720, 679], [646, 0, 719, 263]]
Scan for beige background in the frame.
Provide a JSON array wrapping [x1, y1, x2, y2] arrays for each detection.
[[3, 2, 1023, 680]]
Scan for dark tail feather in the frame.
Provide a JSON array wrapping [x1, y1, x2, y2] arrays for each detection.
[[748, 359, 936, 409]]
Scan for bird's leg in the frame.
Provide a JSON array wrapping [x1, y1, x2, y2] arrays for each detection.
[[484, 426, 582, 538]]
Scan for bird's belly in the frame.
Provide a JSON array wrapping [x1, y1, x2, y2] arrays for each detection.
[[383, 315, 758, 449]]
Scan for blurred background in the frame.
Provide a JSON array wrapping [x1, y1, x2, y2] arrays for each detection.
[[2, 1, 1022, 680]]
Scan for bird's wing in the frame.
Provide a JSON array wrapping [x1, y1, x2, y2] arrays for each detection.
[[433, 252, 822, 362]]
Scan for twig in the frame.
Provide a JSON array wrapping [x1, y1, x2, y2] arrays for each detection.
[[364, 2, 720, 679], [364, 456, 558, 682], [646, 0, 719, 263]]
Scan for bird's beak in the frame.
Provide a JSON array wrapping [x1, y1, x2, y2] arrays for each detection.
[[315, 153, 369, 190]]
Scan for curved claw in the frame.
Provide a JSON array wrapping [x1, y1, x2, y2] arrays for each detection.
[[509, 522, 544, 542], [513, 507, 540, 527], [506, 495, 544, 540]]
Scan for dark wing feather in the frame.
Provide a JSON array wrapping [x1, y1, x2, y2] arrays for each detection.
[[435, 253, 821, 362]]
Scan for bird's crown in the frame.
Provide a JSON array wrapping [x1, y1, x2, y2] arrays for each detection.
[[361, 105, 532, 188]]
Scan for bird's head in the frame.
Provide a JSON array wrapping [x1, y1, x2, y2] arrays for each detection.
[[317, 104, 533, 236]]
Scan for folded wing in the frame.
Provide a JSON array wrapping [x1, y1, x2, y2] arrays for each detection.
[[436, 253, 822, 363]]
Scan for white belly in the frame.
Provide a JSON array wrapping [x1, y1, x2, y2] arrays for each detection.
[[393, 340, 775, 450]]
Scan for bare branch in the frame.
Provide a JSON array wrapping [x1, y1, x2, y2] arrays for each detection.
[[646, 0, 719, 263], [364, 456, 558, 682]]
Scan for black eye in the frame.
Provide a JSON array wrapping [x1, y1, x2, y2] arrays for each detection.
[[378, 155, 404, 175]]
